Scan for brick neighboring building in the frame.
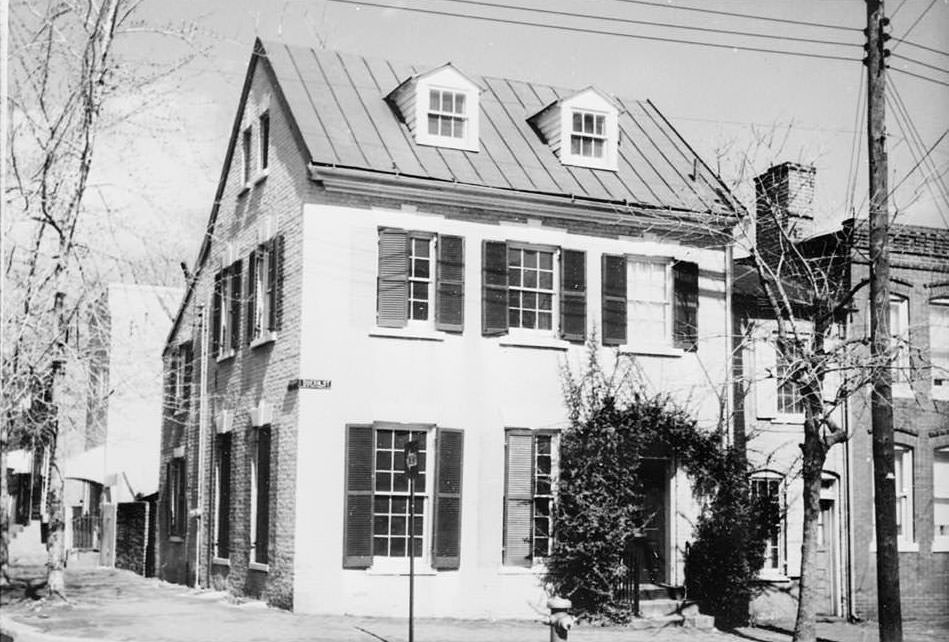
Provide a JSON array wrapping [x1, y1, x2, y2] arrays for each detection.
[[157, 39, 744, 616], [734, 162, 949, 623]]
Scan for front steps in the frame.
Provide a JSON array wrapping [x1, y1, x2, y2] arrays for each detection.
[[630, 584, 715, 630]]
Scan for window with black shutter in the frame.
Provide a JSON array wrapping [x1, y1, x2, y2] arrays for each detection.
[[213, 434, 231, 558], [560, 250, 586, 342], [251, 426, 271, 565], [167, 457, 187, 538], [503, 429, 558, 567], [672, 261, 699, 351], [343, 423, 464, 570], [601, 254, 627, 345], [228, 260, 242, 351]]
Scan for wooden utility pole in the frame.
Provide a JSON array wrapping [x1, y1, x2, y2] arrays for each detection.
[[865, 1, 902, 640]]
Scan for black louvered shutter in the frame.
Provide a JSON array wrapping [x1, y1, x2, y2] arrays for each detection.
[[217, 434, 231, 557], [503, 429, 533, 567], [343, 424, 373, 568], [601, 255, 627, 346], [270, 236, 284, 331], [255, 426, 271, 564], [435, 235, 465, 332], [246, 249, 257, 344], [673, 261, 699, 352], [229, 260, 242, 351], [377, 229, 409, 328], [560, 250, 586, 342], [212, 272, 223, 355], [482, 241, 508, 336], [182, 344, 193, 411], [433, 428, 464, 570]]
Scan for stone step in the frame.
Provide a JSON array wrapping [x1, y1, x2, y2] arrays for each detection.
[[627, 614, 685, 630], [636, 598, 681, 618]]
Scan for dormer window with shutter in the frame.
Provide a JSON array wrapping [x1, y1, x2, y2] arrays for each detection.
[[387, 64, 480, 152], [529, 87, 619, 171]]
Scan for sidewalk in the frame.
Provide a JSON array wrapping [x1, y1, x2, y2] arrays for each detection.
[[1, 567, 945, 642]]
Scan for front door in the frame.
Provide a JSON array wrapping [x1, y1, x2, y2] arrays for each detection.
[[815, 499, 838, 615], [639, 461, 667, 583]]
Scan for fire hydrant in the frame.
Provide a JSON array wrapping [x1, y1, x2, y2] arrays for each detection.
[[546, 596, 574, 641]]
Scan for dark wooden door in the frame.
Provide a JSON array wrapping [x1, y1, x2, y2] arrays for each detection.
[[639, 461, 667, 583]]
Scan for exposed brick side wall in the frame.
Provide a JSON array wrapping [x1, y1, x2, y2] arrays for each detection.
[[848, 246, 949, 623], [115, 501, 148, 575]]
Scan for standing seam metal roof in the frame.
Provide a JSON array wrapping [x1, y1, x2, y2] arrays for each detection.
[[260, 40, 735, 215]]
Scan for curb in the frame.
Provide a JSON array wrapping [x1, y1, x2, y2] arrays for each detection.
[[0, 615, 110, 642]]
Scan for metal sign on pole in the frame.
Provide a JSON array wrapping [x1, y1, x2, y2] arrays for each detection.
[[403, 439, 420, 642]]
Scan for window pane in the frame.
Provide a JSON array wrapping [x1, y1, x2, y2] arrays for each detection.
[[539, 252, 552, 270], [442, 91, 453, 113], [428, 114, 439, 136], [595, 115, 605, 135], [454, 93, 465, 114], [571, 136, 581, 155], [453, 117, 465, 138], [522, 310, 536, 329], [572, 112, 582, 133], [538, 312, 552, 330], [429, 90, 440, 111], [523, 270, 537, 288], [523, 250, 537, 268], [583, 113, 594, 133]]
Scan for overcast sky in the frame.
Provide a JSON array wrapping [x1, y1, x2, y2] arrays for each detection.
[[92, 0, 948, 274]]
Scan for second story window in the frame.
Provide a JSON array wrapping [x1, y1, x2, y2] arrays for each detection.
[[245, 236, 284, 344], [930, 299, 949, 396], [173, 343, 193, 413], [377, 229, 464, 332], [570, 110, 606, 160], [776, 352, 805, 415], [212, 260, 242, 358], [427, 89, 466, 140], [508, 247, 555, 331]]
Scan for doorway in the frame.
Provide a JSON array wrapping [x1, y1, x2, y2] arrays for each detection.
[[638, 460, 668, 584], [815, 492, 840, 615]]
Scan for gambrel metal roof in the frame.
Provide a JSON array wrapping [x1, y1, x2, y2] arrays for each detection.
[[259, 40, 737, 216]]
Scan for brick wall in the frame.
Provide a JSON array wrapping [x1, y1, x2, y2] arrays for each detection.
[[847, 245, 949, 623]]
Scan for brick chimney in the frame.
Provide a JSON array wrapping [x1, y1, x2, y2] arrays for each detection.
[[754, 162, 816, 258]]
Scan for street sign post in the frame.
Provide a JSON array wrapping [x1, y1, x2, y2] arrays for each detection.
[[403, 439, 420, 642]]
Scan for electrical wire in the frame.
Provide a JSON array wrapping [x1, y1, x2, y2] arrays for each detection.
[[891, 0, 938, 53], [888, 66, 949, 88], [844, 69, 866, 216], [434, 0, 861, 49], [886, 128, 949, 199], [889, 80, 949, 204], [608, 0, 858, 33], [893, 38, 949, 59], [326, 0, 860, 63], [890, 53, 949, 76]]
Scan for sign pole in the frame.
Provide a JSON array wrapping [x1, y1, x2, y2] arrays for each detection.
[[404, 439, 419, 642]]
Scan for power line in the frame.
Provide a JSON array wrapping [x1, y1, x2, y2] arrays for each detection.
[[608, 0, 858, 33], [891, 0, 938, 53], [890, 52, 949, 76], [434, 0, 860, 49], [327, 0, 860, 63], [888, 66, 949, 88], [889, 79, 949, 203], [885, 94, 948, 223], [893, 38, 949, 59], [844, 68, 866, 215], [886, 128, 949, 199]]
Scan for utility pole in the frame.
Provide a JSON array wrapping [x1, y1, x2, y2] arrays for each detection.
[[865, 1, 902, 641]]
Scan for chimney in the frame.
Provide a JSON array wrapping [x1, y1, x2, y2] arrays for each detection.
[[754, 162, 816, 259]]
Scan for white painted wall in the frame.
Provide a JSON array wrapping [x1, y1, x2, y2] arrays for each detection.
[[293, 202, 731, 618]]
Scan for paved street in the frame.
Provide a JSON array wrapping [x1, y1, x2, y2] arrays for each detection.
[[1, 567, 946, 642]]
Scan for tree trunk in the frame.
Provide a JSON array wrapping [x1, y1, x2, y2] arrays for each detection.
[[46, 450, 67, 599], [793, 416, 827, 642], [0, 421, 9, 585]]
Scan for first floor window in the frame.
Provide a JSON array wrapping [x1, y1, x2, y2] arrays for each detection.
[[507, 247, 555, 331], [934, 448, 949, 543], [249, 426, 271, 564], [503, 429, 558, 567], [750, 474, 784, 571], [213, 433, 231, 558], [894, 445, 915, 543], [373, 429, 427, 558], [344, 424, 464, 570], [167, 457, 187, 538]]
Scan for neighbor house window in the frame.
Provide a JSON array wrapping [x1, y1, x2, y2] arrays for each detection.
[[894, 446, 914, 544], [258, 112, 270, 172], [570, 110, 607, 159], [173, 343, 193, 413], [213, 433, 231, 559], [241, 127, 252, 186], [249, 426, 271, 565], [212, 261, 242, 357], [890, 296, 910, 383], [776, 352, 806, 415], [507, 247, 555, 331], [503, 429, 559, 566], [343, 424, 464, 570], [427, 89, 466, 140], [934, 447, 949, 548], [376, 229, 464, 332], [930, 300, 949, 395], [166, 457, 187, 538], [245, 237, 284, 343], [751, 474, 784, 572]]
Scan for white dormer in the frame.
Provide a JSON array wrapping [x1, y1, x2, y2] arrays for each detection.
[[386, 64, 481, 152], [528, 87, 619, 171]]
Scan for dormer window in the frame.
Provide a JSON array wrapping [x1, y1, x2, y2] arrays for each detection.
[[529, 87, 619, 171], [570, 110, 607, 160], [387, 63, 480, 152], [428, 89, 467, 140]]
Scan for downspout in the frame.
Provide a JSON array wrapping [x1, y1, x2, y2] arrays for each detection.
[[724, 244, 735, 449], [194, 301, 210, 588], [843, 396, 857, 620]]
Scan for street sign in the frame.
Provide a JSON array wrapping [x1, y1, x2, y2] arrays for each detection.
[[287, 378, 332, 391], [403, 440, 420, 479]]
